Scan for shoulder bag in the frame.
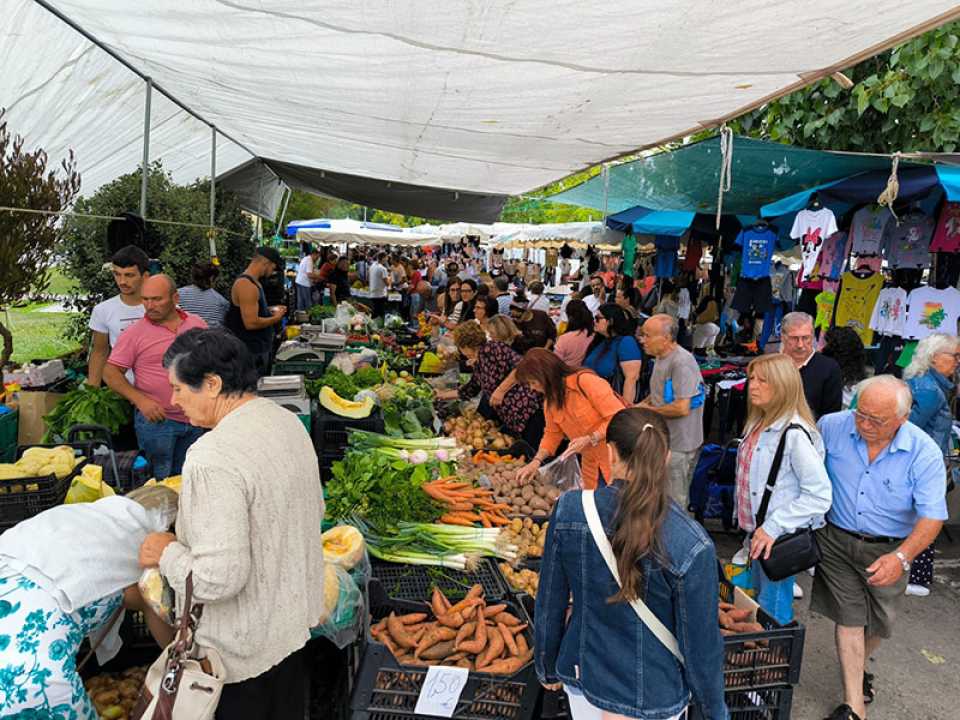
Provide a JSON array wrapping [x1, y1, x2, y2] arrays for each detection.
[[132, 572, 226, 720], [755, 424, 823, 582], [581, 490, 684, 664]]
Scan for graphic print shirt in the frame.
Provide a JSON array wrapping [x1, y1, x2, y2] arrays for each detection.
[[835, 271, 884, 345], [883, 212, 935, 269], [734, 227, 778, 279], [850, 205, 894, 256], [903, 286, 960, 339], [931, 203, 960, 253], [790, 208, 839, 282], [869, 287, 908, 337]]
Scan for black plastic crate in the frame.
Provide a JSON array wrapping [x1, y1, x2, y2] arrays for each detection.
[[351, 596, 537, 720], [0, 443, 91, 531], [312, 408, 385, 458], [539, 687, 568, 718], [689, 685, 793, 720], [369, 558, 510, 604], [718, 574, 805, 689]]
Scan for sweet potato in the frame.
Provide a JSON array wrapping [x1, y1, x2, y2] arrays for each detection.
[[399, 613, 428, 625], [437, 611, 465, 629], [482, 604, 507, 618], [515, 633, 529, 655], [457, 616, 488, 654], [477, 620, 505, 668], [727, 608, 753, 623], [415, 626, 457, 658], [448, 587, 483, 614], [455, 622, 477, 648], [509, 623, 529, 635], [480, 651, 531, 675], [387, 612, 419, 649], [493, 612, 521, 626], [420, 640, 457, 660], [498, 622, 519, 656], [431, 588, 447, 617]]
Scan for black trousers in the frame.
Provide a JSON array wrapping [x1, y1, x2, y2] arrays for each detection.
[[215, 646, 307, 720], [370, 297, 387, 318]]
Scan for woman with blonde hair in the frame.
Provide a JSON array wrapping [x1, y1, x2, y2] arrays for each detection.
[[487, 314, 525, 355], [736, 353, 832, 623]]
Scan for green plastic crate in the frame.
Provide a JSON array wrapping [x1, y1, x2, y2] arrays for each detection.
[[0, 410, 17, 463], [272, 359, 331, 378]]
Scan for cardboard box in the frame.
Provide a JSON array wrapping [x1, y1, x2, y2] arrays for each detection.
[[17, 391, 66, 446]]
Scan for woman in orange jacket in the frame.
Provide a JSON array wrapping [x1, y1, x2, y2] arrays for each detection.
[[514, 348, 626, 489]]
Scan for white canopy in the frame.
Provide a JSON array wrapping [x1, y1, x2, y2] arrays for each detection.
[[296, 219, 440, 246], [3, 1, 958, 215], [490, 221, 624, 246]]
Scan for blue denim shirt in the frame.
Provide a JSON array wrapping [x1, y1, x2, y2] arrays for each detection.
[[534, 483, 728, 720], [907, 369, 954, 454]]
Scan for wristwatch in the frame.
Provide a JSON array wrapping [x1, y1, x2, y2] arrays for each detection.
[[895, 551, 911, 572]]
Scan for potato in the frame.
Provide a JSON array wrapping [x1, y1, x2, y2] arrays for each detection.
[[519, 505, 532, 515]]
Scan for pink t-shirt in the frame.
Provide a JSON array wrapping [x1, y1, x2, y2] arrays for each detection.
[[108, 309, 207, 423], [554, 329, 594, 367], [931, 202, 960, 253]]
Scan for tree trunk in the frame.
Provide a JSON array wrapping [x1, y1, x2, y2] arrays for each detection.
[[0, 317, 12, 369]]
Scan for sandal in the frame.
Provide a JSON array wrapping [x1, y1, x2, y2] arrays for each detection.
[[824, 704, 863, 720], [863, 671, 875, 704]]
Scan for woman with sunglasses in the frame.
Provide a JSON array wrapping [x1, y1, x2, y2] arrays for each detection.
[[583, 304, 643, 404], [901, 332, 960, 597]]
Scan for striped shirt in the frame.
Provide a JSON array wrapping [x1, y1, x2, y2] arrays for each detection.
[[178, 285, 230, 328]]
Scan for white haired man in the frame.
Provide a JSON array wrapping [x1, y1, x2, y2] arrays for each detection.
[[781, 311, 843, 419], [814, 376, 948, 720]]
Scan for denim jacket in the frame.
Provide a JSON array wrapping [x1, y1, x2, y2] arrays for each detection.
[[736, 414, 832, 539], [907, 370, 954, 454], [534, 483, 728, 720]]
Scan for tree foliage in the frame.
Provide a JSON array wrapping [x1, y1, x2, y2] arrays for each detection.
[[0, 109, 80, 367], [59, 162, 254, 342], [730, 21, 960, 152]]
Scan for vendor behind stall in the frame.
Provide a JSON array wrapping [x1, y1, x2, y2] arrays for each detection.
[[436, 321, 546, 450], [0, 486, 179, 719]]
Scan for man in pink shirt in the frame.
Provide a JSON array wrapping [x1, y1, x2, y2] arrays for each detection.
[[104, 274, 208, 479]]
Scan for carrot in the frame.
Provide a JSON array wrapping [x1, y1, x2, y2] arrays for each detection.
[[457, 616, 487, 655], [498, 622, 519, 656], [446, 502, 476, 512], [387, 612, 418, 649], [440, 513, 476, 526], [480, 512, 493, 528], [476, 619, 505, 668], [493, 612, 521, 626], [481, 652, 532, 675], [399, 613, 428, 625], [441, 481, 471, 490], [437, 611, 465, 629], [415, 626, 457, 658], [423, 484, 453, 501], [431, 588, 447, 617], [487, 513, 510, 526], [482, 604, 507, 618], [455, 621, 477, 648]]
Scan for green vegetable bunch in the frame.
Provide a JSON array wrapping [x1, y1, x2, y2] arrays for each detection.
[[306, 366, 385, 401], [42, 384, 132, 442], [307, 304, 337, 322]]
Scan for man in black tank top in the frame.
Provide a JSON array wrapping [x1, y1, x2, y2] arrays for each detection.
[[225, 246, 286, 375]]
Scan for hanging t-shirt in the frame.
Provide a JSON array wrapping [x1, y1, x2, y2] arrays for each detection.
[[930, 202, 960, 253], [818, 231, 852, 282], [883, 212, 935, 269], [682, 235, 704, 272], [854, 255, 883, 274], [903, 285, 960, 339], [770, 265, 795, 304], [621, 235, 637, 278], [869, 287, 908, 337], [814, 290, 836, 331], [654, 235, 680, 279], [790, 207, 839, 282], [835, 271, 884, 345], [734, 227, 777, 279], [850, 206, 894, 256]]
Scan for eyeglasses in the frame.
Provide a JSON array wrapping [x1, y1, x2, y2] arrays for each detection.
[[854, 410, 896, 428], [935, 351, 960, 361]]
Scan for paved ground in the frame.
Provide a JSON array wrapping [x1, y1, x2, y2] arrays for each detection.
[[713, 529, 960, 720]]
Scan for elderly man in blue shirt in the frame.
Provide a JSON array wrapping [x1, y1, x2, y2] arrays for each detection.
[[814, 375, 948, 720]]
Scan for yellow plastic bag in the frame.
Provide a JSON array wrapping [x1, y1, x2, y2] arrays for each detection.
[[65, 464, 115, 504]]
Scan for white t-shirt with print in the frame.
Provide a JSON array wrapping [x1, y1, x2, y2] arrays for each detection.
[[790, 208, 839, 281], [868, 287, 908, 337], [903, 286, 960, 339]]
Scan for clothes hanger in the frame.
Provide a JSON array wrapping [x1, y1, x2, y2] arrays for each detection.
[[807, 192, 822, 210]]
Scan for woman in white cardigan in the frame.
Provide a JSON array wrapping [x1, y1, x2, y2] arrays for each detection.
[[735, 353, 832, 624], [138, 328, 324, 720]]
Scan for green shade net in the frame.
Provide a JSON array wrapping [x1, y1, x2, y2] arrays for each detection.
[[550, 136, 910, 215]]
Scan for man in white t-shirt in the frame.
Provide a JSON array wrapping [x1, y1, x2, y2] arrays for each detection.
[[294, 246, 322, 311], [368, 252, 390, 318], [88, 245, 150, 386]]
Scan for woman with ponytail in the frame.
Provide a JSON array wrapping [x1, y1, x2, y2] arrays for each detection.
[[534, 407, 728, 720]]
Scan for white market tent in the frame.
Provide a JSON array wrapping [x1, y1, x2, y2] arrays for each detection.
[[3, 2, 960, 222], [296, 219, 440, 247], [489, 222, 624, 247]]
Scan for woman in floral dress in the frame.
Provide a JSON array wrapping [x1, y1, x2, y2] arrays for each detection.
[[0, 486, 177, 719]]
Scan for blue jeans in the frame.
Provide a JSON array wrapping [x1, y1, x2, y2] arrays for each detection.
[[751, 560, 795, 625], [295, 283, 313, 311], [134, 411, 204, 480], [759, 301, 791, 351]]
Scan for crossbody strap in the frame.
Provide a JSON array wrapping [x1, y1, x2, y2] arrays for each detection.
[[581, 490, 684, 664], [755, 423, 812, 528]]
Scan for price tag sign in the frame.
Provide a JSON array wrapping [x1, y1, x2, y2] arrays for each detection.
[[413, 665, 469, 718], [388, 292, 403, 302]]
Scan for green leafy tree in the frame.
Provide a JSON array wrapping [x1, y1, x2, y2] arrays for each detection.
[[0, 109, 80, 367], [59, 162, 254, 342], [730, 21, 960, 152]]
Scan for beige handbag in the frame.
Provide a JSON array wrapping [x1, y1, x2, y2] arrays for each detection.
[[132, 572, 226, 720]]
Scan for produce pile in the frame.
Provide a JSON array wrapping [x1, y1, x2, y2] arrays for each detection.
[[43, 385, 131, 442], [0, 445, 82, 482], [306, 366, 382, 401], [85, 665, 146, 719], [442, 409, 513, 451], [370, 585, 532, 674], [500, 518, 546, 560], [500, 563, 539, 596], [460, 456, 562, 518], [374, 379, 435, 438], [718, 600, 764, 637], [423, 476, 510, 528]]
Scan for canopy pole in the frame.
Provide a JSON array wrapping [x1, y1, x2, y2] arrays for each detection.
[[139, 77, 152, 217], [276, 186, 292, 235], [209, 126, 218, 262], [601, 164, 610, 224]]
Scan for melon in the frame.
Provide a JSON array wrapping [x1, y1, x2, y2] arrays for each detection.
[[322, 525, 365, 569], [318, 563, 341, 624], [319, 386, 374, 419]]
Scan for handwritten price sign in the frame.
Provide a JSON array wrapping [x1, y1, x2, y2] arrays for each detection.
[[413, 665, 469, 717]]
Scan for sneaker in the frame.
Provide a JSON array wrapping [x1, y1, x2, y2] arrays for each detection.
[[731, 548, 749, 565], [823, 704, 862, 720], [793, 582, 804, 599], [905, 583, 931, 597]]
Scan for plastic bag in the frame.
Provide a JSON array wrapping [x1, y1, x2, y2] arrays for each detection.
[[65, 464, 116, 504], [538, 453, 582, 492], [311, 563, 366, 649], [138, 568, 176, 625], [334, 302, 358, 330]]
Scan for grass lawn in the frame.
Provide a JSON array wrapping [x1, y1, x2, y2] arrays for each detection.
[[4, 305, 81, 365], [46, 268, 80, 296]]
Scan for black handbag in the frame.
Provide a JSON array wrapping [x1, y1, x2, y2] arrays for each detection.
[[754, 423, 822, 582]]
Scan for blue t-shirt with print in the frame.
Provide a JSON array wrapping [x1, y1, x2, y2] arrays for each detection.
[[735, 227, 777, 279], [584, 335, 642, 380]]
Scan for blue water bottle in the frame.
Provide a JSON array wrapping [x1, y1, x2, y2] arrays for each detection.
[[131, 455, 151, 490]]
